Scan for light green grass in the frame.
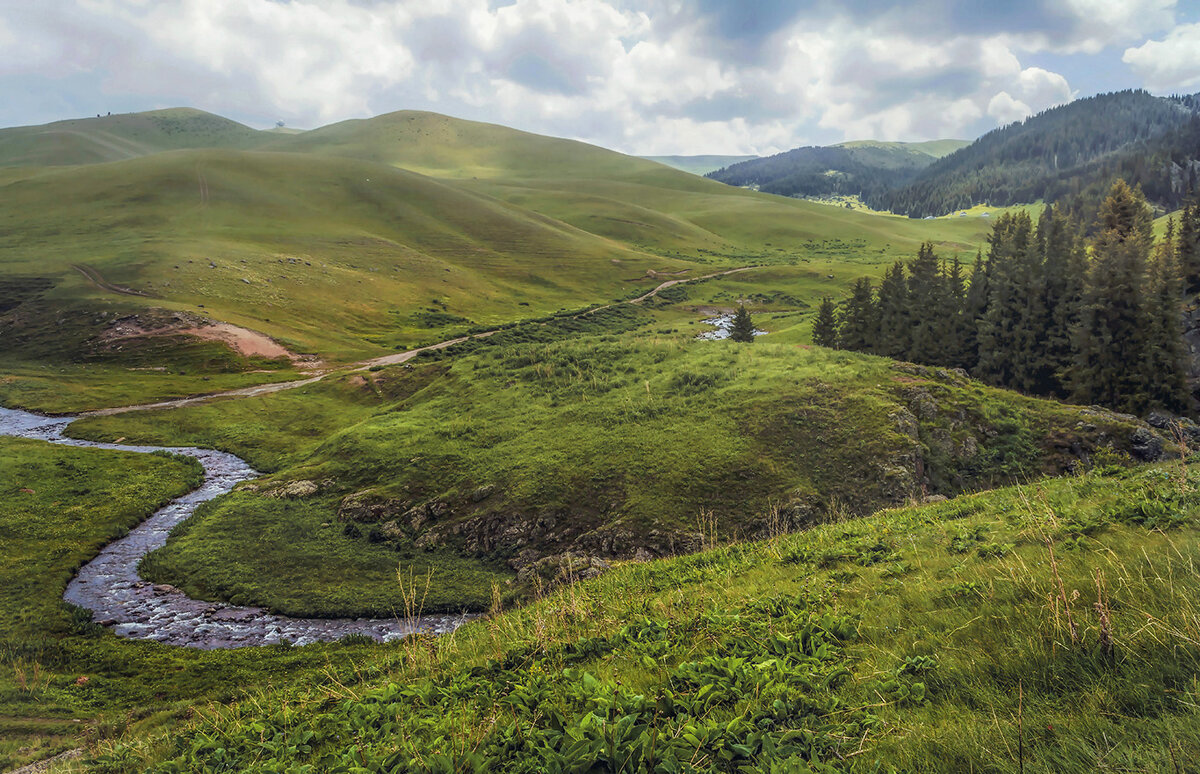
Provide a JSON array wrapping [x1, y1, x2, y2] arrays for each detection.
[[99, 461, 1200, 772], [72, 335, 1152, 619], [0, 437, 445, 772], [1, 109, 1001, 411]]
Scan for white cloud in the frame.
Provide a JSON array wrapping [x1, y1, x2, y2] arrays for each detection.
[[987, 91, 1033, 124], [1057, 0, 1177, 53], [1123, 22, 1200, 91], [0, 0, 1098, 154]]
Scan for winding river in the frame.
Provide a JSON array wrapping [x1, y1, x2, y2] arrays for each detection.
[[0, 407, 471, 649], [1, 266, 763, 650]]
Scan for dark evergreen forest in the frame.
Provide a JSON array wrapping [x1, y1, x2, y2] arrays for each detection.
[[813, 181, 1200, 417], [711, 90, 1200, 221]]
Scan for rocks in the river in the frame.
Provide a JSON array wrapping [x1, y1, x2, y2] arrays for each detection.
[[0, 406, 474, 650]]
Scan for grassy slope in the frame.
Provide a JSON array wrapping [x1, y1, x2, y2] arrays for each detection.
[[70, 335, 1155, 619], [836, 139, 971, 159], [0, 437, 442, 772], [102, 460, 1200, 772], [273, 110, 992, 259], [0, 109, 998, 411], [0, 108, 268, 168], [640, 155, 759, 176]]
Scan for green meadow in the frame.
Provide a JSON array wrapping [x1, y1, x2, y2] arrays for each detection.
[[0, 109, 996, 412], [71, 334, 1150, 619], [90, 460, 1200, 772]]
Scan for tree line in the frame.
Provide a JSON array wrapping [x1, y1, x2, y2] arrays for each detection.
[[812, 180, 1200, 416]]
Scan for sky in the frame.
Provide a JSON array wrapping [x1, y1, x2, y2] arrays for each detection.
[[2, 0, 1200, 156]]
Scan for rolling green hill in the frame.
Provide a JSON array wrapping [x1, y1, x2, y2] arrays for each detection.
[[0, 108, 998, 410], [55, 451, 1200, 773], [640, 154, 759, 176], [71, 334, 1163, 618], [706, 139, 970, 203], [0, 108, 268, 167]]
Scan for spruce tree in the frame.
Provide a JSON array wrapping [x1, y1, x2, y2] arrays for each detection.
[[838, 277, 878, 352], [906, 242, 945, 364], [1038, 205, 1086, 397], [961, 249, 989, 372], [729, 305, 756, 343], [875, 261, 909, 359], [812, 297, 839, 348], [1179, 194, 1200, 293], [1143, 220, 1190, 412], [1070, 180, 1156, 413], [977, 212, 1037, 389], [937, 255, 970, 368]]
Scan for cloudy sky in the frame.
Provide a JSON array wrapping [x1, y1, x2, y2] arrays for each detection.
[[2, 0, 1200, 155]]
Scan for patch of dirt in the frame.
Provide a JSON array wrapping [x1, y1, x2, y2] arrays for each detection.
[[182, 323, 291, 359], [96, 309, 322, 369]]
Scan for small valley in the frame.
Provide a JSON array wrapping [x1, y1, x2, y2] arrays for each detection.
[[3, 23, 1200, 770]]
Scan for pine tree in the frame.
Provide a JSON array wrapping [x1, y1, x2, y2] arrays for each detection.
[[1070, 180, 1156, 413], [812, 297, 839, 348], [937, 255, 970, 368], [1038, 205, 1086, 397], [961, 249, 989, 372], [906, 242, 945, 363], [838, 277, 878, 352], [875, 261, 909, 359], [729, 305, 756, 343], [977, 212, 1037, 389], [1143, 219, 1190, 412]]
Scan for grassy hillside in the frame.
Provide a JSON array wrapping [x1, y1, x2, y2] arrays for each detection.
[[92, 459, 1200, 772], [0, 109, 998, 411], [836, 139, 970, 159], [70, 334, 1162, 619], [640, 155, 759, 176], [0, 147, 682, 367], [0, 108, 267, 168]]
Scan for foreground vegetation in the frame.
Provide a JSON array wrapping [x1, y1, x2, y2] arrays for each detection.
[[87, 458, 1200, 772], [0, 438, 440, 772], [70, 334, 1156, 619]]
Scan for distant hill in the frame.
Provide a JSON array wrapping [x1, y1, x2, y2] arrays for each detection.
[[640, 154, 758, 176], [0, 108, 269, 167], [870, 90, 1200, 217], [0, 107, 994, 384], [706, 139, 968, 202]]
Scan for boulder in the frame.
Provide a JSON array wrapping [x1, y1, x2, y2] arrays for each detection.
[[337, 490, 403, 523], [1130, 427, 1165, 462], [271, 480, 319, 498]]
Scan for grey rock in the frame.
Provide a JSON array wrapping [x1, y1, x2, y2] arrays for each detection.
[[1130, 427, 1165, 462]]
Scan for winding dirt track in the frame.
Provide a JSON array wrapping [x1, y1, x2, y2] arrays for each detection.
[[84, 265, 759, 417]]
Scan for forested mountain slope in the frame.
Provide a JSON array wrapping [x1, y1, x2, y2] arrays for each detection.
[[872, 90, 1200, 217], [706, 140, 966, 200]]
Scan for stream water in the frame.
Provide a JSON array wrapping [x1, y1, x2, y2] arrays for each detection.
[[0, 407, 471, 649]]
